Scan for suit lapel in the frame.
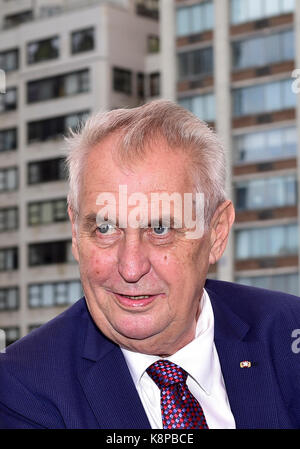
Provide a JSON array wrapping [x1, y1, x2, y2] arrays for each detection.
[[78, 284, 289, 429], [78, 316, 151, 429], [207, 285, 280, 429]]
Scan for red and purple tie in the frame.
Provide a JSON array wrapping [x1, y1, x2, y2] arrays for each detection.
[[146, 359, 209, 429]]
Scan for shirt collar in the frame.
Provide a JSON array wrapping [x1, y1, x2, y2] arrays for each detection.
[[121, 288, 215, 395]]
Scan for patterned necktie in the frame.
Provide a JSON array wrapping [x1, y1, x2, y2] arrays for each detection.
[[146, 359, 209, 429]]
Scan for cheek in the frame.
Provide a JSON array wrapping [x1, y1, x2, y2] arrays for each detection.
[[151, 250, 186, 286], [80, 246, 116, 283], [153, 241, 208, 287], [186, 239, 211, 269]]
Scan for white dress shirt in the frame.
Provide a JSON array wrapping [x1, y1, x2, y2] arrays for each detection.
[[121, 289, 236, 429]]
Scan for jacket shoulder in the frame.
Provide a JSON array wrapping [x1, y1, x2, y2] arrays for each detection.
[[205, 278, 300, 325], [3, 297, 88, 360], [0, 298, 90, 428], [0, 297, 89, 392]]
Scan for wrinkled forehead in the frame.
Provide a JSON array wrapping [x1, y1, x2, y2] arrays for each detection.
[[80, 133, 195, 200]]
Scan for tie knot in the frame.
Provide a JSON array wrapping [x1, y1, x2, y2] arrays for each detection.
[[146, 360, 188, 388]]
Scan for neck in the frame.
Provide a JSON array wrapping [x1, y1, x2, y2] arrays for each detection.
[[119, 320, 198, 356]]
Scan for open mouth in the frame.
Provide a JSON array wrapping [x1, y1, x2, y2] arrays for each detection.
[[118, 294, 152, 300], [114, 292, 162, 308]]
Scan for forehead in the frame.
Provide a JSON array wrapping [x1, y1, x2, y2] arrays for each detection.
[[81, 133, 194, 199]]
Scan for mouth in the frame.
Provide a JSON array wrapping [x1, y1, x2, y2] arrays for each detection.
[[113, 292, 163, 308]]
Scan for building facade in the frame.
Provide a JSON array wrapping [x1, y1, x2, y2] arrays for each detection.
[[1, 0, 299, 346], [160, 0, 299, 294], [0, 0, 160, 344]]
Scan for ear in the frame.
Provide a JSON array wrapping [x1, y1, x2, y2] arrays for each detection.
[[208, 200, 235, 265], [68, 206, 80, 262]]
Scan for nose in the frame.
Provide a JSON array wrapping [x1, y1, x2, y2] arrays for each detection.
[[117, 232, 151, 283]]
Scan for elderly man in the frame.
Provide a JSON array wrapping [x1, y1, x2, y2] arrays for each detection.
[[0, 100, 300, 429]]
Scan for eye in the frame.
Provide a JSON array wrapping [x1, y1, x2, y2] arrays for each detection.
[[97, 223, 116, 235], [152, 226, 170, 236]]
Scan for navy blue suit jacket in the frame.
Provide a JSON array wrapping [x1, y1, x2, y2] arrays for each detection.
[[1, 279, 300, 429]]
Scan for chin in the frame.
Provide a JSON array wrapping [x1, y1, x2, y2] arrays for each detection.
[[115, 324, 157, 341], [112, 315, 164, 342]]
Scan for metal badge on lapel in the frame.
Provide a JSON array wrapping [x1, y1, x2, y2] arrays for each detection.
[[240, 361, 251, 368]]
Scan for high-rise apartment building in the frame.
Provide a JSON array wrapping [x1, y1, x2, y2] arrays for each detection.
[[0, 0, 160, 344], [2, 0, 299, 347], [160, 0, 299, 295]]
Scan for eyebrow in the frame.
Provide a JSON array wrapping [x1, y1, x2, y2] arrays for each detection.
[[82, 213, 98, 231], [82, 212, 183, 229], [150, 215, 183, 228]]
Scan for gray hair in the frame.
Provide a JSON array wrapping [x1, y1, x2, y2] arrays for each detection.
[[65, 99, 226, 226]]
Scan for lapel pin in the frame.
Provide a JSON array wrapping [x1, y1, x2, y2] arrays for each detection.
[[240, 361, 252, 368]]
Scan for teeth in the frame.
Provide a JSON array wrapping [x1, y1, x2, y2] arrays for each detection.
[[123, 295, 151, 299]]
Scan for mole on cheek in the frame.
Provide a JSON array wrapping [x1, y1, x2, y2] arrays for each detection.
[[93, 258, 102, 275]]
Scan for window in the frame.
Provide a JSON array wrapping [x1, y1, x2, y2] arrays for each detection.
[[137, 73, 145, 100], [234, 126, 297, 163], [177, 7, 189, 37], [0, 87, 17, 112], [27, 36, 59, 64], [179, 93, 215, 122], [232, 29, 294, 70], [236, 272, 299, 296], [27, 110, 89, 143], [0, 247, 18, 271], [248, 0, 263, 20], [0, 287, 19, 311], [178, 47, 213, 81], [71, 28, 95, 54], [235, 175, 297, 210], [27, 158, 66, 185], [0, 167, 18, 192], [176, 1, 214, 36], [28, 198, 67, 226], [27, 69, 90, 103], [178, 52, 189, 80], [3, 10, 33, 28], [233, 78, 296, 117], [113, 67, 132, 94], [28, 324, 43, 332], [231, 0, 295, 24], [136, 0, 159, 20], [265, 82, 281, 111], [282, 29, 295, 60], [28, 240, 73, 266], [147, 35, 160, 53], [0, 207, 18, 231], [39, 5, 62, 18], [149, 73, 160, 97], [0, 49, 19, 72], [282, 77, 295, 109], [1, 327, 20, 346], [0, 128, 17, 152], [65, 111, 89, 130], [28, 280, 83, 308], [265, 0, 281, 16], [235, 224, 298, 259]]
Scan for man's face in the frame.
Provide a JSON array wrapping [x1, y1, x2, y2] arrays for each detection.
[[70, 133, 219, 355]]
